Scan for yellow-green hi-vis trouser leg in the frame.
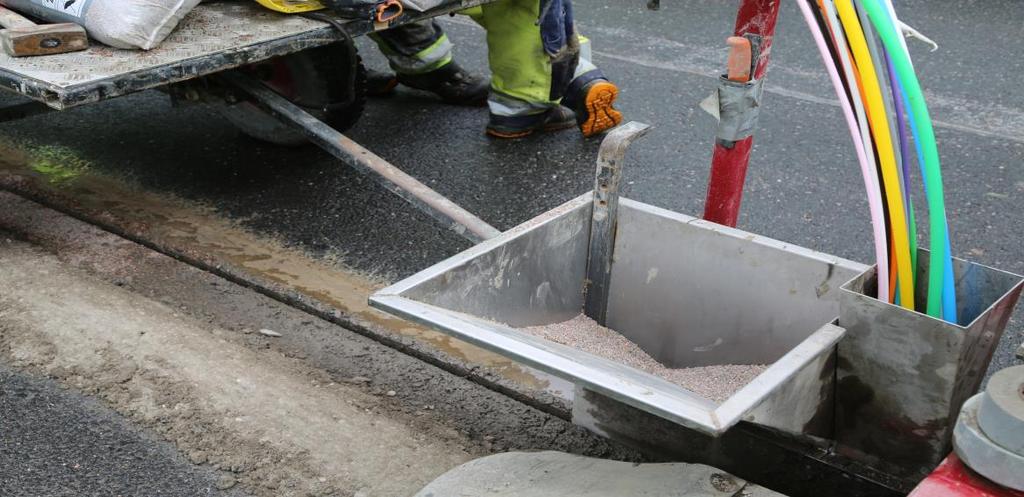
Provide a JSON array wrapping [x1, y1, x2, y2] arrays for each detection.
[[464, 0, 597, 117], [370, 20, 454, 75]]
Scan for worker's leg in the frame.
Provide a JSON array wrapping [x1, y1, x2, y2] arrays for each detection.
[[371, 20, 453, 75], [466, 2, 556, 118], [574, 36, 598, 79], [369, 20, 489, 106], [467, 0, 622, 138]]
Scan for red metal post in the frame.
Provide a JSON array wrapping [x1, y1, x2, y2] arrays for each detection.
[[908, 454, 1024, 497], [702, 0, 782, 227]]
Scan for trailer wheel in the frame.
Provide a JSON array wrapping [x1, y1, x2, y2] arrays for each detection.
[[219, 44, 366, 146]]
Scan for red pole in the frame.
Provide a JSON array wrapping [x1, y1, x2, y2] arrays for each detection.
[[702, 0, 782, 227]]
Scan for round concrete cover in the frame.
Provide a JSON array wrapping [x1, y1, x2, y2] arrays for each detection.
[[414, 451, 787, 497], [954, 394, 1024, 491], [977, 365, 1024, 455]]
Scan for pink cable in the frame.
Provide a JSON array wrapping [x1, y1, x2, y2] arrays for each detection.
[[796, 0, 889, 301]]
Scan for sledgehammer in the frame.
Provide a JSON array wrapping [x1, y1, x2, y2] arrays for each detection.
[[0, 6, 87, 57]]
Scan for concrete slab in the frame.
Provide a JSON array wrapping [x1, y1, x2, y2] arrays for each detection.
[[413, 451, 786, 497]]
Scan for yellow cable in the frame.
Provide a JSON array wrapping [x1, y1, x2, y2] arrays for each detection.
[[253, 0, 324, 14], [835, 0, 914, 310]]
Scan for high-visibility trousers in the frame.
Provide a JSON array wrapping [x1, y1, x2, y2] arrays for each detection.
[[372, 0, 600, 117]]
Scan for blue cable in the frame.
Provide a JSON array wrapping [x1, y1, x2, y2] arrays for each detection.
[[885, 31, 958, 323]]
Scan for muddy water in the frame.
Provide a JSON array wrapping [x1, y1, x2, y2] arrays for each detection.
[[0, 138, 556, 393]]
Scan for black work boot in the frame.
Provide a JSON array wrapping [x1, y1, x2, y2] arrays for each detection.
[[365, 68, 399, 97], [486, 106, 577, 139], [562, 70, 623, 137], [396, 61, 489, 107]]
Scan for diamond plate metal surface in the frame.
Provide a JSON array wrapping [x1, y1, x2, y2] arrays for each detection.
[[1, 3, 326, 87], [0, 0, 490, 109], [0, 2, 337, 107]]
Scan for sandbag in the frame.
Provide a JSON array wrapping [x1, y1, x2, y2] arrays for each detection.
[[0, 0, 201, 49]]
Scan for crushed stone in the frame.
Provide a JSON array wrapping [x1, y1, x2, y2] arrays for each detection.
[[521, 314, 767, 403]]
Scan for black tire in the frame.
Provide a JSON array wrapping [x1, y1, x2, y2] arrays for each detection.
[[219, 43, 367, 147]]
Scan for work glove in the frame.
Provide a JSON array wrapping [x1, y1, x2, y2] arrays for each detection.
[[323, 0, 403, 22]]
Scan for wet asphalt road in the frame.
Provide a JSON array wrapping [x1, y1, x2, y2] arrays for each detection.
[[0, 365, 246, 497], [0, 3, 1022, 360]]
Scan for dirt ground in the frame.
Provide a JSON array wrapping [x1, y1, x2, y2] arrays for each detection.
[[0, 194, 638, 497], [0, 364, 250, 497], [0, 240, 475, 496]]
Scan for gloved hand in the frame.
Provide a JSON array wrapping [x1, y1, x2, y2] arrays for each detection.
[[324, 0, 403, 22]]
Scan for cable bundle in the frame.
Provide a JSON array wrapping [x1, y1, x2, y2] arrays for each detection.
[[796, 0, 957, 323]]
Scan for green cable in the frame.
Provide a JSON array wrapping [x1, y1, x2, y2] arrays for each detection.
[[860, 4, 919, 303], [861, 0, 948, 317]]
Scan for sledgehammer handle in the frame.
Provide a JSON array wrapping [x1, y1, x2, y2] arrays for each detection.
[[0, 5, 88, 57], [0, 6, 36, 29]]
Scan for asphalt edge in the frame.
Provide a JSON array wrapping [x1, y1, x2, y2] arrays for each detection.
[[0, 180, 572, 422]]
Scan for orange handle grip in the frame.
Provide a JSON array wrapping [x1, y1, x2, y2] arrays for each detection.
[[726, 36, 752, 82]]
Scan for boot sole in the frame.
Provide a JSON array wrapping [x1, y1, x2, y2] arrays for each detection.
[[486, 116, 577, 139], [579, 81, 623, 137], [486, 128, 534, 139]]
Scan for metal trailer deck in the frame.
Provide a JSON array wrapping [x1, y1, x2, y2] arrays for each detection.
[[0, 0, 502, 244], [0, 0, 487, 109]]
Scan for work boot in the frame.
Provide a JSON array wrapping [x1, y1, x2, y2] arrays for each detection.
[[365, 68, 399, 97], [485, 106, 577, 139], [562, 72, 623, 138], [396, 61, 489, 107]]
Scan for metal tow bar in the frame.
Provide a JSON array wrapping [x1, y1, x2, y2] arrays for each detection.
[[220, 70, 502, 244]]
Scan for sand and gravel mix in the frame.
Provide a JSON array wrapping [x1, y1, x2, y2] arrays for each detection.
[[521, 314, 767, 403]]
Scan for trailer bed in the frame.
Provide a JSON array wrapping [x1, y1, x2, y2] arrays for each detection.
[[0, 0, 482, 110]]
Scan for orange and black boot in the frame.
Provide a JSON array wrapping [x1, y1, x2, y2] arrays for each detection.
[[562, 70, 623, 138]]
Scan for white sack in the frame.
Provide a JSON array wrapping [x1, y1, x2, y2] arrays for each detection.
[[0, 0, 201, 49]]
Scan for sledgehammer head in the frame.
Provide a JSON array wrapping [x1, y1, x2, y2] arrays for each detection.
[[1, 23, 88, 57]]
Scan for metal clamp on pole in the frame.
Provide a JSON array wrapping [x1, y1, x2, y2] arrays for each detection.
[[700, 76, 765, 146], [699, 35, 764, 147], [218, 70, 501, 244], [584, 121, 651, 325]]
